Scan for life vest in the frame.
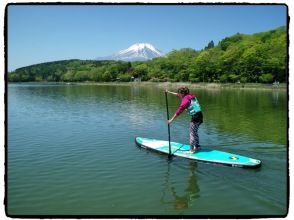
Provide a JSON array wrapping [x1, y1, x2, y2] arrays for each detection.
[[187, 98, 201, 116]]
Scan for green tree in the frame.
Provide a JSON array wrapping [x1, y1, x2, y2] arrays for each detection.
[[133, 63, 148, 80], [204, 40, 215, 50], [195, 50, 215, 82], [118, 73, 131, 82], [259, 73, 274, 83], [239, 46, 263, 82], [7, 26, 286, 84]]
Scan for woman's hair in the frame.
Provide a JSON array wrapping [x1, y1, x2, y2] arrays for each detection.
[[177, 87, 190, 95]]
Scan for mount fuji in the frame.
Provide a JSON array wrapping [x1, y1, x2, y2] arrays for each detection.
[[100, 43, 165, 62]]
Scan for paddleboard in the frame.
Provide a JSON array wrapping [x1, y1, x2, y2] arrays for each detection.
[[135, 137, 261, 168]]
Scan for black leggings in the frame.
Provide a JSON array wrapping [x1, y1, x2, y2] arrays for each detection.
[[190, 112, 203, 148]]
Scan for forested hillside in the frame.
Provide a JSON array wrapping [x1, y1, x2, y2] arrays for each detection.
[[8, 26, 287, 83]]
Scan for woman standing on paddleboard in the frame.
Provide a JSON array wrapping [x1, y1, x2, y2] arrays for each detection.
[[166, 87, 203, 153]]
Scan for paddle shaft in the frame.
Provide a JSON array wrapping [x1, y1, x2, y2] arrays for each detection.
[[165, 91, 172, 157]]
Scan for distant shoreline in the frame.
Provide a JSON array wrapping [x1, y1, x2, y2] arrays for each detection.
[[130, 82, 287, 91], [8, 81, 287, 91]]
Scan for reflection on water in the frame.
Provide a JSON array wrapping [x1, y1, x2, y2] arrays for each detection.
[[271, 90, 280, 105], [7, 83, 287, 216], [161, 161, 200, 211], [192, 88, 287, 145]]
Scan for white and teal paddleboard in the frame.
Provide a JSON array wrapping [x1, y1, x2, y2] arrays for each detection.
[[135, 137, 261, 168]]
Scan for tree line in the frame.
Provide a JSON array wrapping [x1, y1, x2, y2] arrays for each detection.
[[8, 26, 287, 84]]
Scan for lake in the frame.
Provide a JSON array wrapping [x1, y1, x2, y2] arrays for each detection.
[[7, 83, 288, 216]]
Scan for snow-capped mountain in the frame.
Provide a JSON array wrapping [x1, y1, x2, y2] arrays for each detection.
[[100, 43, 164, 61]]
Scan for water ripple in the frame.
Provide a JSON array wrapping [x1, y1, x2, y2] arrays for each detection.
[[7, 84, 287, 216]]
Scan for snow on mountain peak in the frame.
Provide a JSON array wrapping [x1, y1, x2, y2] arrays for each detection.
[[102, 43, 164, 62], [129, 43, 156, 51]]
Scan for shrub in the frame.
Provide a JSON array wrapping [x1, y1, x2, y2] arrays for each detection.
[[259, 73, 274, 83]]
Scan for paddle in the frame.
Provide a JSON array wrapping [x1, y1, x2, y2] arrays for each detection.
[[165, 91, 172, 158]]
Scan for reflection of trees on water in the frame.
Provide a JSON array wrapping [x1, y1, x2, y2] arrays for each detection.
[[199, 89, 286, 145], [271, 90, 280, 105], [161, 161, 200, 211]]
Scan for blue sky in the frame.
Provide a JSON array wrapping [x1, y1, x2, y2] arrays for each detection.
[[7, 4, 287, 71]]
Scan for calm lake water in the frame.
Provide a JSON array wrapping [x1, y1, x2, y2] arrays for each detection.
[[7, 83, 288, 216]]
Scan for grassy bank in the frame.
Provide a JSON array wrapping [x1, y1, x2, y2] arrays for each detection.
[[76, 81, 287, 91], [148, 82, 287, 90]]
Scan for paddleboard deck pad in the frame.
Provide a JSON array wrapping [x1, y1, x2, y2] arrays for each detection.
[[135, 137, 261, 168]]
